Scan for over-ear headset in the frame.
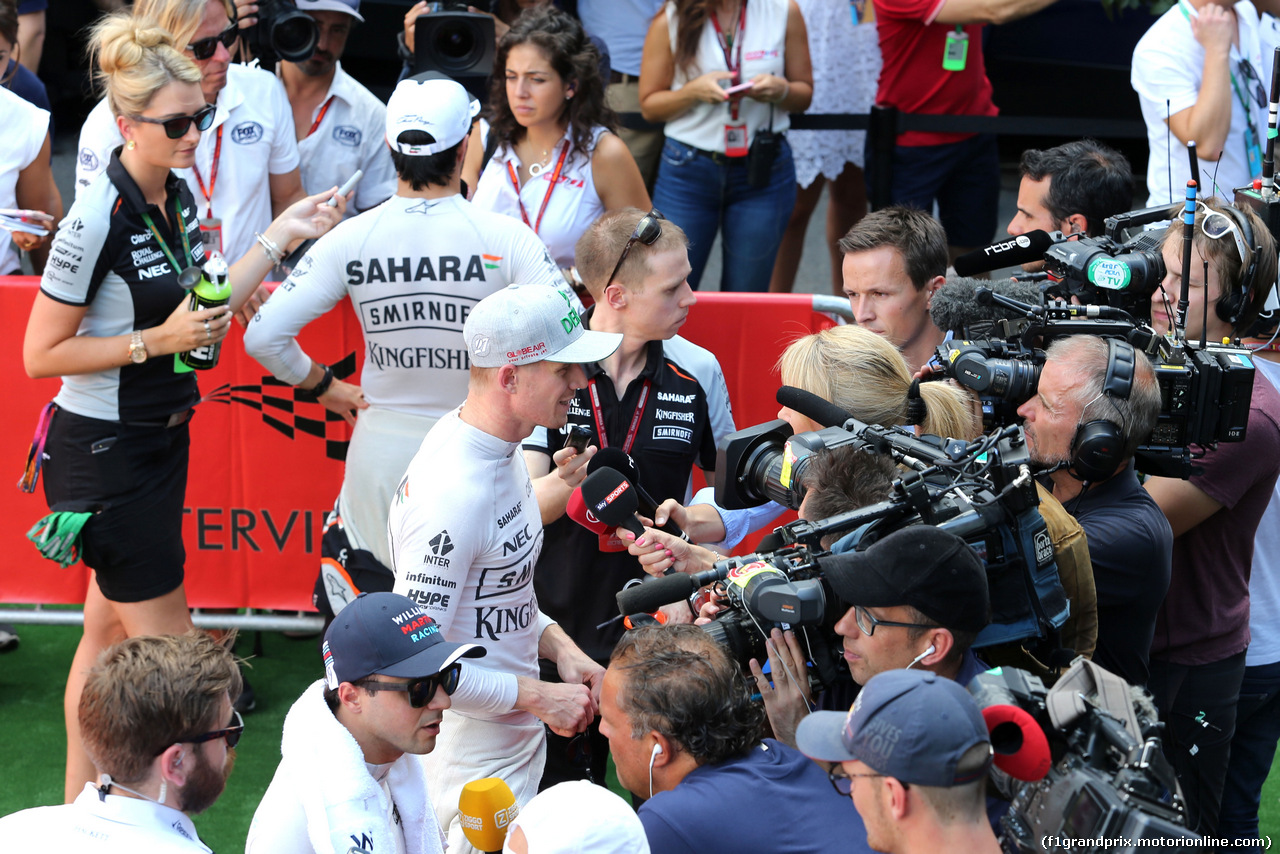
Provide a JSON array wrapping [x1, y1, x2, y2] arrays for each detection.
[[1070, 339, 1134, 482], [1215, 204, 1260, 328]]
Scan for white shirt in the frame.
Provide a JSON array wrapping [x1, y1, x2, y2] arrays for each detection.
[[0, 783, 211, 853], [388, 409, 555, 724], [663, 0, 791, 153], [243, 193, 566, 416], [1132, 0, 1265, 206], [1, 86, 49, 274], [76, 62, 301, 263], [1247, 357, 1280, 666], [288, 62, 396, 216], [471, 122, 607, 269]]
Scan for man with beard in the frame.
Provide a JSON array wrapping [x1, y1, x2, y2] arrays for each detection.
[[278, 0, 396, 215], [0, 632, 242, 851]]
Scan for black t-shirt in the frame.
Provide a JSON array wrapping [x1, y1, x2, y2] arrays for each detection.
[[42, 150, 205, 422], [1057, 464, 1173, 686], [524, 334, 735, 661]]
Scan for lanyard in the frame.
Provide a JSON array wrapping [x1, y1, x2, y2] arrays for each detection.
[[506, 141, 571, 235], [709, 1, 748, 121], [307, 95, 337, 138], [139, 201, 194, 273], [191, 124, 223, 220], [588, 377, 651, 454]]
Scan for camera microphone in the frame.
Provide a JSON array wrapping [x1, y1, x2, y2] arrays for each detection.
[[953, 230, 1058, 277], [588, 447, 687, 540], [580, 468, 645, 539], [775, 386, 859, 430], [929, 276, 1046, 335], [616, 573, 698, 615]]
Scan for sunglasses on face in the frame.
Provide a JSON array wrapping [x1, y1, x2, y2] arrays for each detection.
[[169, 709, 244, 753], [606, 209, 665, 286], [130, 104, 217, 140], [361, 662, 463, 708], [187, 22, 238, 61]]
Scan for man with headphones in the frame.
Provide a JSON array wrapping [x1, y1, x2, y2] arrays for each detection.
[[1142, 198, 1280, 836], [1015, 335, 1172, 690]]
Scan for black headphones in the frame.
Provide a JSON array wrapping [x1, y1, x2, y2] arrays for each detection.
[[1070, 339, 1135, 482], [1214, 204, 1260, 329]]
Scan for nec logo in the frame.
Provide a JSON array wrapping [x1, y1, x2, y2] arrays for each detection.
[[333, 125, 362, 147], [230, 121, 264, 144]]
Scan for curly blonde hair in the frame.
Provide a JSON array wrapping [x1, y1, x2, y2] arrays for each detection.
[[90, 12, 201, 118]]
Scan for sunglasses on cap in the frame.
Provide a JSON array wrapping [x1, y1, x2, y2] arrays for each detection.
[[130, 104, 217, 140], [162, 709, 244, 753], [186, 22, 238, 61], [360, 662, 463, 708], [606, 209, 665, 287]]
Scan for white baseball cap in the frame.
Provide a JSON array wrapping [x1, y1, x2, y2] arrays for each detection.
[[465, 284, 622, 368], [503, 781, 650, 854], [385, 72, 480, 156], [294, 0, 364, 22]]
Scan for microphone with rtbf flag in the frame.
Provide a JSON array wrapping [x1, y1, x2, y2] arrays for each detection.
[[459, 777, 519, 854], [952, 230, 1058, 277]]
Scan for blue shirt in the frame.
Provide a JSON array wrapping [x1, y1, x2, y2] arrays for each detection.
[[640, 739, 874, 854]]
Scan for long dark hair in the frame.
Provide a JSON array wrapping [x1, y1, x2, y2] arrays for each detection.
[[484, 5, 614, 165], [672, 0, 715, 80]]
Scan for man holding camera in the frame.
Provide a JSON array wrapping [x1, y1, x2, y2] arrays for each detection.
[[1014, 335, 1172, 688], [521, 208, 735, 787], [598, 624, 873, 854], [77, 0, 305, 265], [387, 283, 621, 854], [1141, 198, 1280, 835], [797, 668, 1001, 854], [246, 592, 485, 854], [277, 0, 396, 215]]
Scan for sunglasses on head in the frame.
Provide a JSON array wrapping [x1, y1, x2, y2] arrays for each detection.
[[130, 104, 217, 140], [606, 209, 665, 286], [168, 709, 244, 753], [187, 22, 238, 61], [1196, 201, 1250, 265], [361, 662, 463, 708]]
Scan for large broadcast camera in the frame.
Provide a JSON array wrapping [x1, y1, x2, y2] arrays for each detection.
[[243, 0, 318, 68], [970, 660, 1200, 852], [616, 387, 1070, 681]]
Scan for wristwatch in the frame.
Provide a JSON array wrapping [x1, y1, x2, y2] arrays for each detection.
[[128, 330, 148, 364]]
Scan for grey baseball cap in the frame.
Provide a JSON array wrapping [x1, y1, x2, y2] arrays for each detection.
[[295, 0, 364, 21], [465, 283, 622, 367], [796, 669, 993, 787]]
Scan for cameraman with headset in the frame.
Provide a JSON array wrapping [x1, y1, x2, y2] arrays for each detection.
[[1014, 335, 1172, 690], [1142, 197, 1280, 836]]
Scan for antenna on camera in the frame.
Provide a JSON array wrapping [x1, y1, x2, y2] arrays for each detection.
[[1176, 177, 1196, 337], [1188, 141, 1200, 195], [1263, 47, 1280, 198]]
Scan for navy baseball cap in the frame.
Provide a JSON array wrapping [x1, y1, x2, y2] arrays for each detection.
[[796, 669, 993, 787], [322, 592, 485, 689], [821, 525, 990, 634]]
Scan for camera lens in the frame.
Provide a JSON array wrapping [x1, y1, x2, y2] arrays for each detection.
[[985, 359, 1040, 401], [272, 11, 319, 62], [432, 21, 480, 69]]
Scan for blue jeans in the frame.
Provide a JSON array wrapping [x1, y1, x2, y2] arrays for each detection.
[[652, 136, 797, 292], [1219, 660, 1280, 840]]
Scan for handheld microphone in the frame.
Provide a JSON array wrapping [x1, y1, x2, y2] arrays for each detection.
[[929, 276, 1046, 335], [952, 230, 1057, 277], [588, 447, 687, 540], [458, 777, 519, 854], [616, 572, 698, 615], [775, 386, 859, 430], [580, 468, 644, 538], [566, 487, 609, 535]]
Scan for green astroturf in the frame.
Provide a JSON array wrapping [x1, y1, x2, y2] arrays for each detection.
[[0, 622, 1276, 851]]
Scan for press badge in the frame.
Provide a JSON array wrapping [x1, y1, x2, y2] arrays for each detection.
[[725, 125, 749, 158], [1247, 129, 1264, 176], [199, 217, 223, 254], [943, 27, 968, 71]]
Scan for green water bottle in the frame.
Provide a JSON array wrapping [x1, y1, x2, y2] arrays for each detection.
[[176, 251, 231, 371]]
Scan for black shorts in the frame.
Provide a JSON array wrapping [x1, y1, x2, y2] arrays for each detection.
[[42, 407, 190, 603]]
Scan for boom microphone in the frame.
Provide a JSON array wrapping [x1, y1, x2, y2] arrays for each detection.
[[616, 572, 699, 615], [566, 487, 609, 535], [458, 777, 518, 854], [588, 447, 687, 540], [580, 468, 644, 538], [952, 230, 1057, 277], [775, 386, 859, 430], [929, 276, 1046, 335]]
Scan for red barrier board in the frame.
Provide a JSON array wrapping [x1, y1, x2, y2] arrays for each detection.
[[0, 278, 834, 609]]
